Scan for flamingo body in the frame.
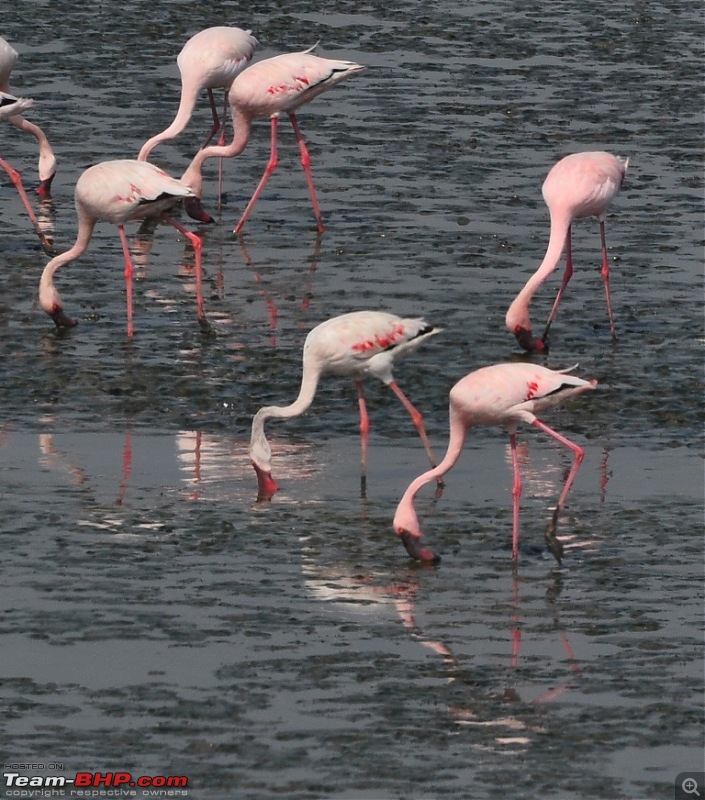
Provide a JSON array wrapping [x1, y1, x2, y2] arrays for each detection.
[[38, 160, 203, 336], [181, 50, 365, 232], [506, 151, 628, 352], [393, 363, 596, 564], [137, 26, 258, 163], [0, 35, 57, 194], [250, 311, 440, 499]]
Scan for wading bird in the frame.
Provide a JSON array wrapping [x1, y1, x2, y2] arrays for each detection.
[[38, 159, 204, 337], [393, 362, 596, 564], [181, 48, 365, 233], [137, 25, 257, 201], [0, 92, 53, 253], [250, 310, 441, 499], [505, 151, 628, 352], [0, 36, 57, 196]]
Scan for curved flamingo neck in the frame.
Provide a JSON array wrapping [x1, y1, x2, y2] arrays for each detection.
[[39, 209, 96, 310], [506, 209, 572, 333], [249, 358, 321, 469], [8, 115, 55, 178], [394, 408, 470, 537], [9, 115, 46, 145], [138, 80, 202, 161], [180, 108, 252, 195]]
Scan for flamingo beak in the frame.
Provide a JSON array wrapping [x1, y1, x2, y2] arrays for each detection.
[[36, 173, 55, 198], [399, 531, 441, 564], [49, 306, 78, 329], [183, 196, 215, 224], [515, 327, 547, 354], [252, 461, 279, 501]]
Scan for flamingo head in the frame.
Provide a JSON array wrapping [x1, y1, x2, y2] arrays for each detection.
[[36, 151, 57, 198], [393, 503, 440, 563], [180, 157, 214, 223], [45, 301, 77, 329], [506, 300, 547, 353], [183, 196, 214, 224], [251, 460, 279, 501], [39, 278, 77, 329], [513, 325, 548, 354]]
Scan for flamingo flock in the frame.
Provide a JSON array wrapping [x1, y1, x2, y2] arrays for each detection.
[[0, 25, 630, 565]]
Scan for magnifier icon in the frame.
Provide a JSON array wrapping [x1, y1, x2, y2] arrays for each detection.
[[683, 778, 701, 796]]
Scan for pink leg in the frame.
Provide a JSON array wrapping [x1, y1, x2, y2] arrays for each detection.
[[356, 380, 370, 493], [160, 213, 205, 326], [599, 219, 616, 338], [541, 226, 573, 342], [216, 91, 228, 209], [235, 116, 280, 234], [510, 568, 521, 668], [0, 156, 53, 254], [388, 382, 442, 487], [509, 432, 522, 561], [531, 417, 585, 562], [288, 113, 324, 234], [117, 225, 135, 338]]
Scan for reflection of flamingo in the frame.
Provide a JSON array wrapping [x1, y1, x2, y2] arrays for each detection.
[[39, 433, 87, 487], [250, 311, 442, 499], [506, 151, 628, 352], [38, 160, 205, 337], [0, 36, 57, 196], [238, 236, 321, 346], [0, 92, 54, 253], [138, 26, 257, 202], [181, 49, 365, 233], [115, 430, 132, 506], [393, 362, 596, 564]]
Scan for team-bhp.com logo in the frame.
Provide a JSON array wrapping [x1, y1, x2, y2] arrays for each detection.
[[4, 771, 189, 795]]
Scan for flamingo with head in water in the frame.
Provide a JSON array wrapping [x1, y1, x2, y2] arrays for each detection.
[[505, 151, 628, 353], [393, 362, 596, 564], [38, 159, 204, 337], [0, 92, 53, 253], [181, 48, 366, 233], [250, 310, 442, 499], [0, 36, 57, 197], [137, 25, 257, 201]]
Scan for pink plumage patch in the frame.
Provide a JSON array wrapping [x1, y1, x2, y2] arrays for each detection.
[[112, 183, 142, 204], [351, 325, 406, 353], [525, 379, 540, 400]]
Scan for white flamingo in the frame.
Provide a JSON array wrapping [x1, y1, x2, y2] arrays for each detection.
[[38, 159, 204, 337], [506, 151, 628, 352], [181, 49, 365, 232], [393, 362, 596, 563], [250, 311, 442, 499]]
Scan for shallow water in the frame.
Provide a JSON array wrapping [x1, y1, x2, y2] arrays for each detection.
[[0, 2, 703, 799]]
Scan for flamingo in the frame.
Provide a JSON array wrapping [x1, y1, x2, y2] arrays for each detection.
[[506, 151, 628, 353], [0, 92, 53, 253], [137, 25, 257, 202], [392, 362, 596, 564], [38, 159, 204, 337], [0, 36, 57, 197], [181, 48, 366, 233], [250, 311, 442, 499]]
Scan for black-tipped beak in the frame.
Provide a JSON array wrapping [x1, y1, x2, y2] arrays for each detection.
[[49, 307, 77, 329], [515, 327, 547, 354], [184, 197, 215, 224], [399, 532, 441, 564], [36, 174, 55, 198], [252, 461, 279, 501]]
